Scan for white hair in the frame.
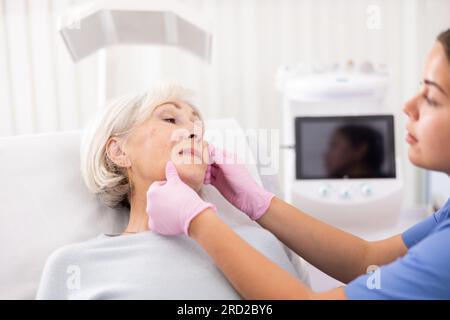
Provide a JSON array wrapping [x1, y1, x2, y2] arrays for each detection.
[[80, 82, 201, 209]]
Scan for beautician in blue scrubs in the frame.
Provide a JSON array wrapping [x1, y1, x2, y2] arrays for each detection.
[[146, 29, 450, 299]]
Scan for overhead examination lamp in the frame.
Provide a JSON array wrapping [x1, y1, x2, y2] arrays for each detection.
[[58, 0, 213, 63]]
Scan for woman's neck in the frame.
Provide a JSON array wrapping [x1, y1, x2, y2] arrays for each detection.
[[125, 191, 150, 234]]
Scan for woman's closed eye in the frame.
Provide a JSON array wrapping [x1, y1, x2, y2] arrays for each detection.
[[163, 117, 176, 124], [163, 117, 200, 126]]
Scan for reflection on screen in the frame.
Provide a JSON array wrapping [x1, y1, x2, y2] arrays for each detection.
[[295, 115, 396, 179]]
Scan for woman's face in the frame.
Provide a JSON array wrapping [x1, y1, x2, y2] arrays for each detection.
[[123, 100, 209, 192], [403, 41, 450, 174]]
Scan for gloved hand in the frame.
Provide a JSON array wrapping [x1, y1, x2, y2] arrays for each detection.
[[147, 161, 216, 236], [204, 144, 275, 220]]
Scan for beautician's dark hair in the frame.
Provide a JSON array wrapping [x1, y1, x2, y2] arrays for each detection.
[[437, 28, 450, 63]]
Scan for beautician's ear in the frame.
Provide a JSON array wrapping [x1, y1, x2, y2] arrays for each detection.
[[106, 138, 131, 168]]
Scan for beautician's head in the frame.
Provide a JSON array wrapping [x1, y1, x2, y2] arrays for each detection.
[[81, 83, 209, 209], [403, 28, 450, 174]]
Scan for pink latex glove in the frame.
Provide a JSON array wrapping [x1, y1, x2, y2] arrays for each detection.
[[147, 161, 216, 236], [203, 144, 275, 220]]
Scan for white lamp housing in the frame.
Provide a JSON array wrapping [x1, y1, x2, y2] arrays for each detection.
[[59, 0, 213, 63]]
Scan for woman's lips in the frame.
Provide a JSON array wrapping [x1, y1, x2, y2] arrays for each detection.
[[406, 133, 418, 144]]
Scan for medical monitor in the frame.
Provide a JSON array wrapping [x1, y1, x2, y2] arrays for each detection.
[[295, 115, 396, 180]]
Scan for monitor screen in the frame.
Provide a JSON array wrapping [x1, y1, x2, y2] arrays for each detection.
[[295, 115, 396, 179]]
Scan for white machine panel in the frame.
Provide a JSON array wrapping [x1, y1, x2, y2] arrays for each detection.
[[277, 64, 403, 233]]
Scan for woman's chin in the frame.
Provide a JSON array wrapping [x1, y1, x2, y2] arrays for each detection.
[[175, 163, 206, 192]]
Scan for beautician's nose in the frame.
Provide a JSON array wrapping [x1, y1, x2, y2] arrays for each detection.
[[403, 94, 420, 121]]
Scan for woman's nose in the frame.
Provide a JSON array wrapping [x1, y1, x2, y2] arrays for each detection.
[[187, 122, 203, 142], [170, 128, 199, 143], [188, 133, 198, 140], [172, 120, 202, 142]]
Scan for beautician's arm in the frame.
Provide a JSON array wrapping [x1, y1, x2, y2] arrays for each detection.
[[189, 208, 347, 300], [206, 146, 407, 284], [256, 197, 408, 284]]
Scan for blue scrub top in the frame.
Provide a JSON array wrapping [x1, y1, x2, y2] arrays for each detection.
[[345, 198, 450, 299]]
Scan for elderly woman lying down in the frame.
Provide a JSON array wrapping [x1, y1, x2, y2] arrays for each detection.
[[36, 83, 308, 299]]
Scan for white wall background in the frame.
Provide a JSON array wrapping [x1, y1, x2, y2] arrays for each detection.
[[0, 0, 101, 136], [1, 0, 449, 208]]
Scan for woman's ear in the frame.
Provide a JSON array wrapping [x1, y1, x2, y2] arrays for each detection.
[[106, 138, 131, 168]]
